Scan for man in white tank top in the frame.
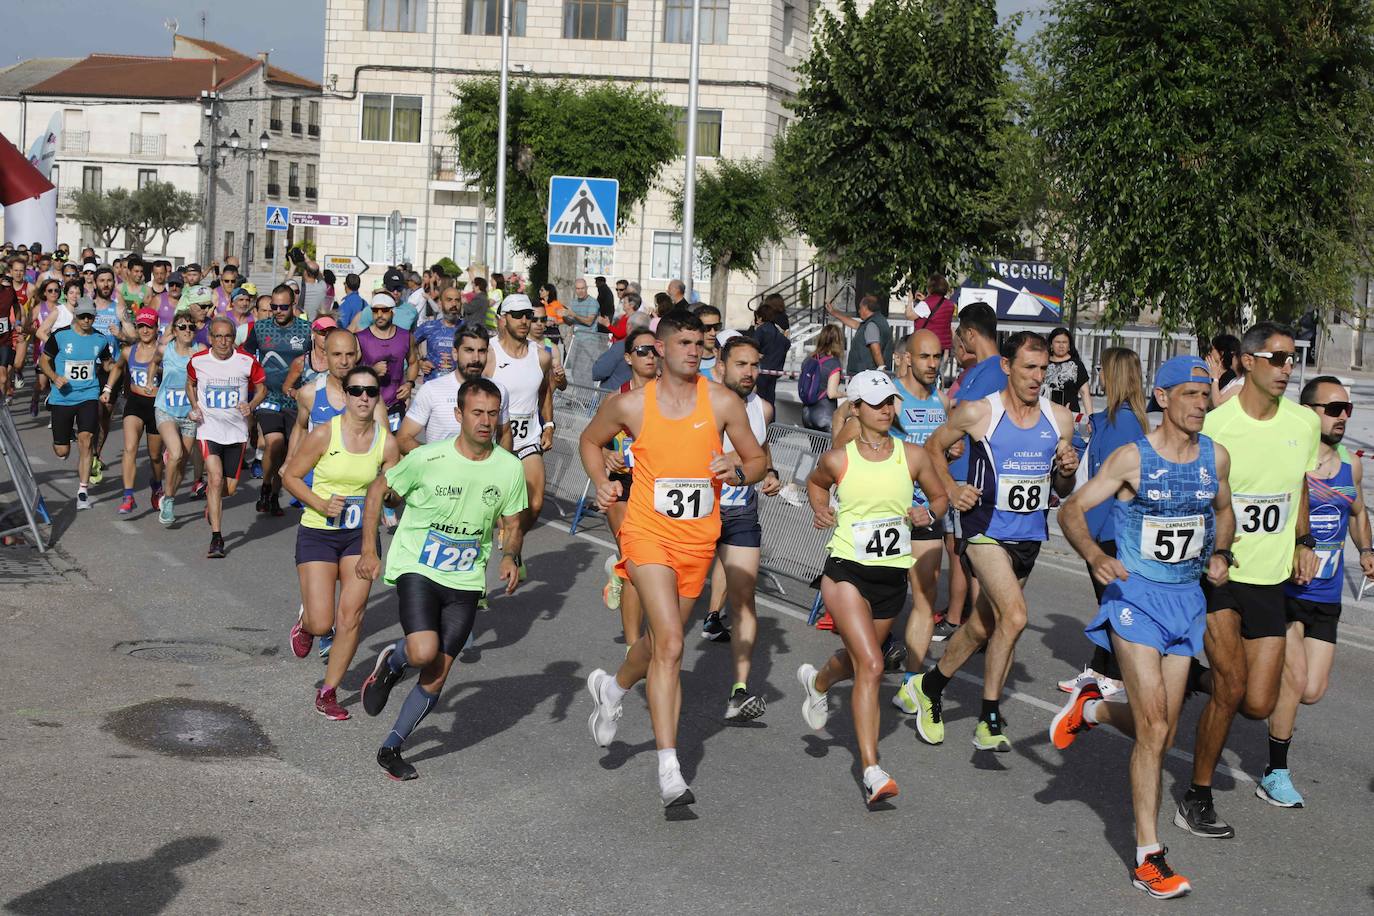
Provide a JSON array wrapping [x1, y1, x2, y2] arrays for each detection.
[[485, 294, 553, 569]]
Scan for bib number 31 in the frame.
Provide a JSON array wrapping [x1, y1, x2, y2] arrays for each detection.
[[654, 478, 714, 519], [852, 517, 911, 560]]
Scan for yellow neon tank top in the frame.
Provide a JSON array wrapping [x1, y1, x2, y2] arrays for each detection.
[[300, 416, 387, 531], [828, 440, 915, 569]]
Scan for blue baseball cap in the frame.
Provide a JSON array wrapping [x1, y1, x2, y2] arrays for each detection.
[[1153, 355, 1211, 392]]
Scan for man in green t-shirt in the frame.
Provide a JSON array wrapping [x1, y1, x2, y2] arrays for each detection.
[[1178, 322, 1320, 840], [356, 377, 528, 781]]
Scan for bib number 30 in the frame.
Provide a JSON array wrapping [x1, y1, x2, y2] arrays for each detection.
[[852, 517, 911, 560], [1234, 493, 1290, 534], [654, 478, 714, 519]]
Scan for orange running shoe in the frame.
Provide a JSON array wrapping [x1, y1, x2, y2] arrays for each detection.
[[1050, 679, 1102, 750], [1132, 848, 1192, 899]]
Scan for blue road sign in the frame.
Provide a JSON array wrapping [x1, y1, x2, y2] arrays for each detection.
[[547, 176, 618, 248], [265, 205, 290, 232]]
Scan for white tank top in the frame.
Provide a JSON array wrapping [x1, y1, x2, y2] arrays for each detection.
[[490, 337, 542, 419], [720, 392, 768, 508]]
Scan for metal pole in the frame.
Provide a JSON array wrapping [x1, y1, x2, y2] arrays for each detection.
[[240, 154, 251, 269], [204, 93, 219, 266], [680, 0, 703, 296], [494, 0, 512, 274]]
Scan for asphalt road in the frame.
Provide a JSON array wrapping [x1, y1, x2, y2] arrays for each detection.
[[2, 406, 1373, 915]]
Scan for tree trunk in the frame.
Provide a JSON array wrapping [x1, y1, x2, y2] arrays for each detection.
[[1353, 275, 1370, 370], [548, 245, 579, 308], [710, 254, 731, 323]]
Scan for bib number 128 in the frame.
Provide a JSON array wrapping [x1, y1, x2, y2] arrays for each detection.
[[419, 531, 479, 572]]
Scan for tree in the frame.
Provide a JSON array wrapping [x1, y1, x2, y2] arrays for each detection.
[[70, 183, 201, 254], [1034, 0, 1374, 336], [671, 158, 785, 311], [774, 0, 1023, 292], [71, 189, 124, 248], [137, 182, 201, 255], [448, 79, 678, 287]]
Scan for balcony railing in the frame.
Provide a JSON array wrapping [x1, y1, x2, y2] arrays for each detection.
[[129, 132, 165, 158], [288, 183, 301, 198], [431, 145, 478, 185], [305, 186, 318, 200], [308, 123, 319, 137], [270, 118, 283, 132], [61, 131, 89, 155], [291, 121, 303, 135], [267, 182, 281, 197]]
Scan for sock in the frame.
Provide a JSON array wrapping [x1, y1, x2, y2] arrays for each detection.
[[657, 747, 679, 773], [382, 684, 439, 750], [211, 530, 221, 538], [1136, 843, 1162, 867], [1267, 734, 1291, 774], [1186, 783, 1212, 804], [123, 487, 133, 498], [1083, 699, 1103, 725], [78, 483, 87, 493], [921, 665, 951, 700], [980, 698, 1000, 723], [386, 638, 409, 673], [903, 671, 918, 684], [731, 681, 746, 694], [603, 675, 628, 706]]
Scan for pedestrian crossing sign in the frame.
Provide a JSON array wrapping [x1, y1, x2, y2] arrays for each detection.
[[265, 205, 290, 232], [547, 176, 618, 248]]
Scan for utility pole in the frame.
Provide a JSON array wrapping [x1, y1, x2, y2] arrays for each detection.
[[494, 0, 512, 274], [680, 0, 703, 296], [201, 90, 220, 267]]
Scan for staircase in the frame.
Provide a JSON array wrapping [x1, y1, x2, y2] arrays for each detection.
[[746, 261, 853, 329]]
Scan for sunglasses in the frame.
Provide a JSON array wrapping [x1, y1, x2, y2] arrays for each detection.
[[505, 310, 534, 320], [1249, 350, 1296, 367], [345, 384, 380, 398], [700, 322, 722, 332], [630, 344, 658, 357], [616, 286, 627, 292], [174, 323, 194, 331], [271, 303, 293, 311], [75, 314, 96, 320], [1309, 401, 1353, 418], [530, 315, 548, 323], [371, 306, 393, 313]]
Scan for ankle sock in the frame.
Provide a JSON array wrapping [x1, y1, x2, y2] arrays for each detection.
[[1186, 783, 1213, 804], [123, 487, 133, 498], [731, 681, 746, 694], [1136, 843, 1162, 867], [603, 675, 628, 706], [657, 747, 678, 774], [1083, 699, 1103, 725], [1267, 734, 1292, 774], [980, 699, 1001, 724]]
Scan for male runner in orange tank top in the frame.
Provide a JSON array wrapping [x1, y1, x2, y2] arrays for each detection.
[[578, 310, 768, 808]]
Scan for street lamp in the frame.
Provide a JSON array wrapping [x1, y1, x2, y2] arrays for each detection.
[[223, 131, 270, 273]]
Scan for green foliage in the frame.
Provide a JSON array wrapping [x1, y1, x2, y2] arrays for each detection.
[[71, 183, 200, 253], [290, 239, 317, 263], [1034, 0, 1374, 336], [136, 182, 201, 254], [448, 79, 678, 278], [435, 256, 464, 278], [775, 0, 1022, 291], [671, 158, 784, 275], [71, 188, 127, 248]]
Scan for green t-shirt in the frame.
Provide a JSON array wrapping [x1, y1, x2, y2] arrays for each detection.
[[1202, 394, 1320, 585], [382, 439, 528, 591]]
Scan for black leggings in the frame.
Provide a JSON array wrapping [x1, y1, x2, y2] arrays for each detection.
[[396, 573, 482, 659]]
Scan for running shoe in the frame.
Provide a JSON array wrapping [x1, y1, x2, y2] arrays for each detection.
[[158, 495, 175, 527], [149, 487, 162, 511], [1050, 680, 1101, 749], [603, 555, 623, 610], [269, 491, 284, 517], [1256, 769, 1304, 808], [586, 668, 623, 747], [89, 457, 103, 484], [315, 686, 350, 721], [1173, 797, 1235, 839], [972, 720, 1011, 753], [892, 674, 922, 715], [882, 636, 907, 672], [659, 766, 694, 808], [117, 495, 136, 515], [190, 478, 207, 500], [930, 618, 958, 642], [908, 672, 944, 745], [250, 458, 264, 479], [361, 645, 404, 717], [319, 628, 335, 660], [1057, 665, 1102, 693], [1131, 848, 1191, 899], [1098, 677, 1127, 703], [377, 746, 417, 781], [206, 534, 226, 559], [724, 686, 766, 722], [75, 490, 90, 511], [255, 491, 270, 514], [701, 611, 731, 642], [797, 663, 829, 730], [862, 765, 899, 807], [290, 609, 313, 659]]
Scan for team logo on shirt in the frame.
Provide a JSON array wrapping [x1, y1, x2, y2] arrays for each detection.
[[482, 486, 501, 507], [1117, 608, 1134, 626], [435, 484, 464, 497]]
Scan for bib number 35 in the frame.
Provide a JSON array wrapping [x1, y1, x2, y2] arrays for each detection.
[[654, 478, 714, 519]]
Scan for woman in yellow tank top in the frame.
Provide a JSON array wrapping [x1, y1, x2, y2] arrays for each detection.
[[282, 365, 399, 721], [797, 370, 949, 808]]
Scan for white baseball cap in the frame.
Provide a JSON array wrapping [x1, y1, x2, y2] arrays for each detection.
[[498, 293, 534, 315], [716, 328, 743, 347], [848, 369, 898, 406]]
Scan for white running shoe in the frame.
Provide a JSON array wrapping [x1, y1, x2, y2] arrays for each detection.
[[862, 765, 899, 806], [659, 765, 695, 808], [1098, 676, 1127, 703], [603, 555, 623, 610], [797, 663, 829, 730], [76, 490, 90, 510], [586, 668, 623, 747], [1057, 666, 1101, 694]]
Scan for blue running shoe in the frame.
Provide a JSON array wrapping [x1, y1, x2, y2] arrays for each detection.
[[318, 628, 335, 661], [1256, 769, 1304, 808], [250, 458, 264, 479]]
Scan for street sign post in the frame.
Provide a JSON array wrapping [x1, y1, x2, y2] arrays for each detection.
[[386, 209, 403, 266], [547, 176, 618, 248], [265, 205, 290, 232], [289, 212, 351, 229], [323, 255, 370, 276]]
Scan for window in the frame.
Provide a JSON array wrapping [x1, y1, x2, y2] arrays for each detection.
[[137, 169, 158, 189], [452, 219, 516, 269], [50, 164, 59, 190], [223, 231, 236, 261], [782, 0, 807, 50], [580, 246, 615, 277], [308, 100, 320, 136], [664, 0, 728, 43], [358, 215, 418, 266], [361, 94, 422, 143], [366, 0, 428, 31], [673, 108, 723, 157], [246, 233, 255, 264], [288, 162, 300, 198], [82, 166, 102, 194], [267, 160, 280, 197], [651, 231, 709, 282], [265, 232, 275, 259], [270, 98, 283, 131], [564, 0, 627, 40], [306, 164, 317, 199], [465, 0, 527, 35]]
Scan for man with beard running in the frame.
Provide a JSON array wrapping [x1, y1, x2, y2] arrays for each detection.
[[357, 294, 418, 433], [242, 284, 311, 515]]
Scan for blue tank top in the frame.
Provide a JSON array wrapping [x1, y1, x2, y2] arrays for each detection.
[[46, 329, 112, 407], [126, 346, 157, 398], [1288, 447, 1356, 604], [960, 394, 1060, 542], [90, 303, 123, 360], [308, 376, 344, 430], [890, 378, 945, 508], [157, 343, 194, 417], [1114, 436, 1218, 584]]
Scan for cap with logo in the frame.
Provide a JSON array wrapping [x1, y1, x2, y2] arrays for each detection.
[[183, 285, 213, 307], [167, 270, 184, 285], [312, 316, 337, 332], [383, 268, 405, 292], [497, 293, 534, 316], [134, 308, 158, 327], [848, 369, 899, 406]]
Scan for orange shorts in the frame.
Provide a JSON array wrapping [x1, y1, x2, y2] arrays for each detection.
[[615, 532, 715, 599]]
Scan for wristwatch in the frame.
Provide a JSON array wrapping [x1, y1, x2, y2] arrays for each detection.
[[1213, 548, 1237, 567], [734, 466, 747, 485], [1295, 533, 1317, 550]]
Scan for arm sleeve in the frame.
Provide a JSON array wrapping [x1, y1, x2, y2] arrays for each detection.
[[501, 461, 530, 517], [405, 383, 433, 425], [385, 450, 419, 495]]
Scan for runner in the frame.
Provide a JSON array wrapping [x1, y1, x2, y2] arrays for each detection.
[[1256, 376, 1372, 808], [186, 316, 267, 559], [1049, 355, 1234, 899], [530, 300, 568, 393], [116, 257, 149, 314], [412, 283, 462, 382], [356, 377, 527, 780], [796, 370, 949, 807], [397, 324, 510, 453], [916, 331, 1079, 749], [357, 293, 418, 433], [486, 293, 554, 565], [150, 271, 184, 331], [1181, 322, 1319, 838], [693, 304, 723, 380], [242, 284, 311, 516], [39, 300, 116, 509], [154, 313, 201, 527], [0, 272, 22, 397], [281, 365, 397, 720], [90, 266, 133, 486], [104, 309, 165, 515], [579, 311, 767, 808], [283, 314, 333, 394]]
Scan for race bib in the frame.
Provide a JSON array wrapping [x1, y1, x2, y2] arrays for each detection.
[[418, 530, 481, 572], [204, 384, 241, 409], [1314, 543, 1342, 580], [163, 389, 189, 408], [0, 316, 9, 334], [852, 516, 911, 560], [720, 483, 754, 508], [653, 478, 714, 519], [510, 413, 535, 443], [995, 473, 1050, 513], [66, 360, 95, 382], [1141, 514, 1204, 563], [325, 495, 366, 530], [130, 367, 150, 388], [1233, 493, 1290, 535], [255, 401, 280, 412]]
